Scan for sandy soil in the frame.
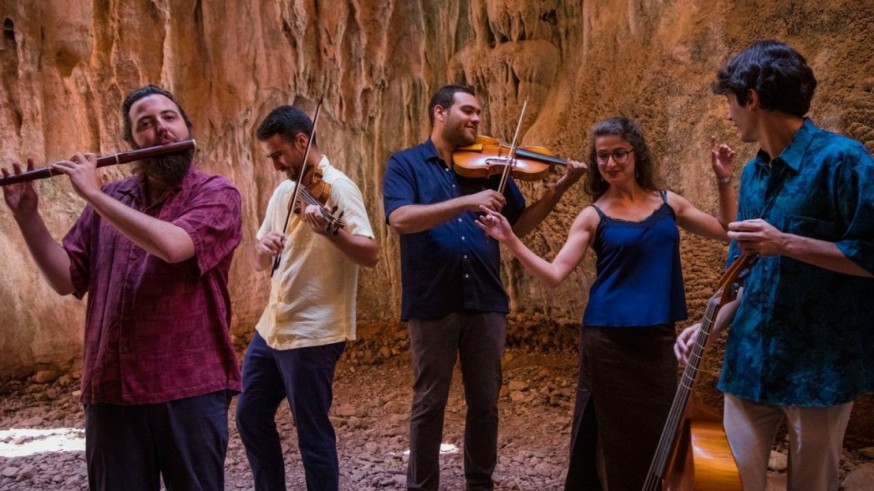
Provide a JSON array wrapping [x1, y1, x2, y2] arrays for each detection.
[[1, 347, 871, 490], [0, 349, 574, 490]]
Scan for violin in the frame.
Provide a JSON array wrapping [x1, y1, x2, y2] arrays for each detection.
[[287, 169, 344, 235], [451, 98, 575, 194], [452, 135, 569, 182]]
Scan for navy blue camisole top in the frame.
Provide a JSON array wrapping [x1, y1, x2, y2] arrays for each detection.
[[582, 191, 688, 327]]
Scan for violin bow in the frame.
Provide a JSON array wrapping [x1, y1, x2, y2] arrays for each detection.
[[271, 95, 325, 277], [497, 96, 528, 195]]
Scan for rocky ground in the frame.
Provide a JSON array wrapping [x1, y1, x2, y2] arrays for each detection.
[[2, 346, 873, 490]]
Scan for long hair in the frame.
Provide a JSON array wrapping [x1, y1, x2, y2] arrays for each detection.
[[584, 117, 658, 201]]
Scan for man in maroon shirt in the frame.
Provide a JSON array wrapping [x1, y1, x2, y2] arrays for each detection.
[[2, 85, 242, 490]]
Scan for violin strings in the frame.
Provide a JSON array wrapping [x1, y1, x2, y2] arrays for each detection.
[[297, 187, 342, 225]]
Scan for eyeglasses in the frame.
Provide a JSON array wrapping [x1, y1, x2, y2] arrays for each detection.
[[595, 148, 634, 165]]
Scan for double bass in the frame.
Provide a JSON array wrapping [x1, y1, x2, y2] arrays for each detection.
[[642, 255, 755, 491]]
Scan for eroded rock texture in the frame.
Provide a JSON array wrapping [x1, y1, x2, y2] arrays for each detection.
[[1, 0, 873, 438]]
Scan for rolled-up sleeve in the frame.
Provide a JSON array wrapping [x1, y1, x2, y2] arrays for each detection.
[[834, 146, 874, 274]]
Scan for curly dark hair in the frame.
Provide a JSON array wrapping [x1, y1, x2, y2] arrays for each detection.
[[584, 117, 658, 201], [712, 40, 817, 118], [121, 85, 193, 144]]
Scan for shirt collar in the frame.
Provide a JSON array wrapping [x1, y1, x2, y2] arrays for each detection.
[[422, 139, 445, 165], [421, 138, 458, 175], [316, 154, 331, 174], [754, 118, 816, 173]]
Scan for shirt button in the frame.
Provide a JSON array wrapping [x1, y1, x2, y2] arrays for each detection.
[[463, 254, 468, 260], [461, 236, 466, 241], [464, 273, 470, 279], [457, 218, 462, 222]]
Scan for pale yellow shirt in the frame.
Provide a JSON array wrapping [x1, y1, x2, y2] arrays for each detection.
[[255, 156, 374, 350]]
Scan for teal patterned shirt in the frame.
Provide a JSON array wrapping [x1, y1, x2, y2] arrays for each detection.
[[719, 119, 874, 406]]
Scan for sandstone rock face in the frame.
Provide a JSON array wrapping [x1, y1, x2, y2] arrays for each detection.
[[1, 0, 872, 439]]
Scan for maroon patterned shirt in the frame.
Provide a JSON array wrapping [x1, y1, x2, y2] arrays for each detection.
[[63, 167, 243, 405]]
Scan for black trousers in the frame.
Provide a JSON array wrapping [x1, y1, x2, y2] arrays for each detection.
[[235, 332, 345, 491], [85, 390, 231, 491], [564, 325, 677, 491]]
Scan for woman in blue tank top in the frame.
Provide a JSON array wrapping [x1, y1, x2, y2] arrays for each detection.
[[477, 117, 737, 490]]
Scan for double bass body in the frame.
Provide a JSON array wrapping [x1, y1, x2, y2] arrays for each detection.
[[643, 256, 753, 491], [660, 408, 743, 490]]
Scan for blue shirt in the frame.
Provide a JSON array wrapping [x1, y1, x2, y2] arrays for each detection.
[[383, 139, 526, 321], [584, 192, 687, 327], [719, 119, 874, 406]]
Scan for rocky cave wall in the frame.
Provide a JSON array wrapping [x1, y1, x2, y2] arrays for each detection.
[[1, 0, 873, 437]]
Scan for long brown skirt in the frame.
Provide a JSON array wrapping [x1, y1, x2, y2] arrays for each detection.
[[564, 324, 678, 491]]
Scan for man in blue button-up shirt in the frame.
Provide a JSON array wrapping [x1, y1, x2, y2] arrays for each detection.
[[677, 40, 874, 491], [383, 85, 585, 491]]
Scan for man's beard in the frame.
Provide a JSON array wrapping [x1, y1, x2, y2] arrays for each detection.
[[444, 124, 477, 148], [134, 151, 193, 185]]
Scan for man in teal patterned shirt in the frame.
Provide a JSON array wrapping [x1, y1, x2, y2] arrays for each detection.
[[676, 40, 874, 491]]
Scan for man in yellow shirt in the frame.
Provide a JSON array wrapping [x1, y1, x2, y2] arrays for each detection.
[[236, 105, 379, 491]]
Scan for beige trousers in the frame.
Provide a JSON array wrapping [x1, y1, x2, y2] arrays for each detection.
[[723, 394, 854, 491]]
